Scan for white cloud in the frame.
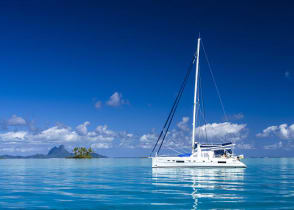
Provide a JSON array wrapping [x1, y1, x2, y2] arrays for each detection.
[[139, 133, 157, 149], [257, 126, 278, 137], [0, 123, 119, 149], [95, 125, 116, 136], [236, 143, 254, 150], [0, 117, 249, 155], [76, 121, 90, 136], [7, 115, 26, 126], [177, 117, 190, 131], [139, 121, 247, 153], [196, 122, 247, 141], [118, 131, 135, 148], [35, 126, 79, 142], [0, 147, 37, 153], [0, 131, 28, 142], [264, 141, 283, 150], [257, 123, 294, 140], [95, 101, 102, 109], [106, 92, 128, 107], [91, 143, 111, 149]]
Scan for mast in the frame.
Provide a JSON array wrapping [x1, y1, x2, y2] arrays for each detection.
[[192, 36, 201, 153]]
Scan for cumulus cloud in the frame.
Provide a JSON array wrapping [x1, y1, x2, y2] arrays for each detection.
[[34, 126, 79, 142], [7, 115, 26, 126], [118, 131, 136, 148], [140, 121, 247, 154], [0, 131, 28, 142], [257, 123, 294, 140], [264, 141, 283, 150], [0, 147, 38, 153], [0, 117, 248, 155], [139, 133, 157, 149], [95, 125, 115, 136], [196, 122, 247, 142], [91, 143, 111, 149], [76, 121, 90, 136], [0, 122, 127, 151], [106, 92, 128, 107], [236, 143, 254, 150], [177, 117, 190, 131]]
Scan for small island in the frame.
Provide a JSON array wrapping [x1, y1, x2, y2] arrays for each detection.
[[71, 147, 93, 159], [0, 145, 106, 159]]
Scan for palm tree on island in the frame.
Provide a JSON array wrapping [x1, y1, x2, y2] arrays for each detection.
[[72, 147, 93, 159]]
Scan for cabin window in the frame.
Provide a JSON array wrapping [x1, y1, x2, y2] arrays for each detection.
[[176, 160, 185, 163], [214, 149, 232, 157], [214, 150, 225, 157], [227, 149, 232, 154], [218, 161, 226, 164]]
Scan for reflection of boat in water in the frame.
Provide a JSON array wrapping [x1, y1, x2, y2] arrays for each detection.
[[150, 36, 246, 168], [152, 167, 245, 209], [152, 167, 245, 187]]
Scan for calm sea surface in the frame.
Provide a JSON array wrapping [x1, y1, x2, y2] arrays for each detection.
[[0, 158, 294, 209]]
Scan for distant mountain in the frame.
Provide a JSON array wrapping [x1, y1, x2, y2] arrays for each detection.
[[47, 145, 72, 158], [0, 145, 106, 159], [90, 152, 106, 158]]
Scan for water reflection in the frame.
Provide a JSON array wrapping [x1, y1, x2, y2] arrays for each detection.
[[152, 167, 245, 209]]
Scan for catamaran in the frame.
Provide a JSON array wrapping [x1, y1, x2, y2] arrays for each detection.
[[150, 36, 246, 168]]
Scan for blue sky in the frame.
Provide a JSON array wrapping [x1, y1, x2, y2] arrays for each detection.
[[0, 0, 293, 157]]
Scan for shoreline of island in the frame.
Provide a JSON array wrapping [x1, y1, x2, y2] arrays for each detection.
[[0, 145, 107, 159]]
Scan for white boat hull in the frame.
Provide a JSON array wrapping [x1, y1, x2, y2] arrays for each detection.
[[152, 156, 246, 168]]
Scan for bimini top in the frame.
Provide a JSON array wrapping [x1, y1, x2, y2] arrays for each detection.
[[177, 153, 191, 157], [195, 142, 233, 150]]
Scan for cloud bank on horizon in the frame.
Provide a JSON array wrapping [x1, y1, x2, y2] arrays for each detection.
[[1, 112, 294, 156], [4, 112, 294, 156], [0, 113, 251, 155]]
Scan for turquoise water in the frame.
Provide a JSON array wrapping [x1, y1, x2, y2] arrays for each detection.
[[0, 158, 293, 209]]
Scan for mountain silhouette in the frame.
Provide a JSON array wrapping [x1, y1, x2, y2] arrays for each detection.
[[0, 145, 106, 159], [47, 145, 72, 158]]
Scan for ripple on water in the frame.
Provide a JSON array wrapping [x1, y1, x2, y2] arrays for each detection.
[[0, 158, 294, 209]]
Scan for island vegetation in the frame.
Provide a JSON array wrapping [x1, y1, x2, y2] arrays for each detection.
[[72, 147, 93, 159]]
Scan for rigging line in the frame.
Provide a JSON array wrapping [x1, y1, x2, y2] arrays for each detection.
[[157, 103, 177, 154], [199, 110, 208, 143], [201, 39, 228, 121], [199, 70, 209, 144], [195, 69, 206, 142], [164, 146, 183, 155], [165, 138, 190, 154], [150, 57, 195, 156], [157, 59, 193, 155], [157, 83, 184, 154], [151, 58, 195, 155]]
